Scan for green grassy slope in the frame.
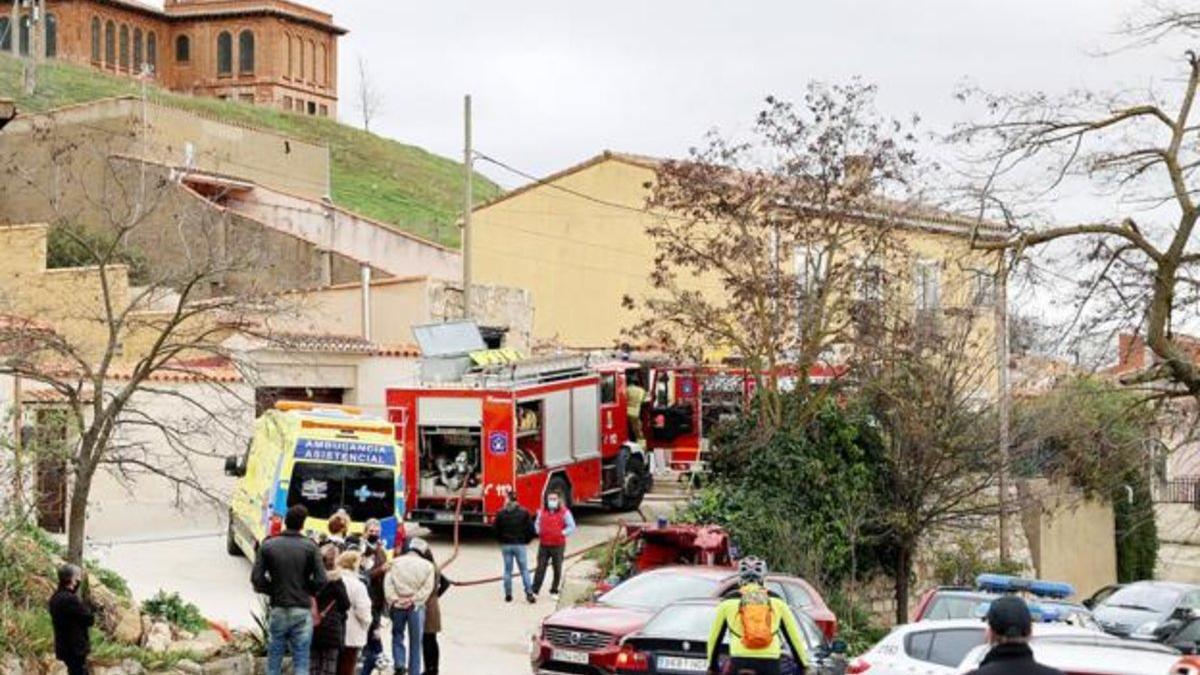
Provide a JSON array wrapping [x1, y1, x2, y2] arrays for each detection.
[[0, 55, 501, 246]]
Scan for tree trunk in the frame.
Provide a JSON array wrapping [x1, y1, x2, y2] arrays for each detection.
[[66, 461, 96, 564], [8, 2, 18, 58], [894, 541, 913, 626]]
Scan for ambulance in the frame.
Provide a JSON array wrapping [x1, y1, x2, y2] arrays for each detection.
[[223, 401, 405, 560]]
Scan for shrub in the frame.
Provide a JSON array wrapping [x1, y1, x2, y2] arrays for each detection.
[[142, 591, 208, 634]]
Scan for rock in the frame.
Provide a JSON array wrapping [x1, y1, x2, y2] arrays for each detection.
[[93, 658, 145, 675], [144, 621, 174, 653], [201, 654, 254, 675], [174, 628, 197, 641], [0, 654, 22, 675], [90, 584, 143, 645], [174, 660, 204, 675], [170, 639, 221, 662]]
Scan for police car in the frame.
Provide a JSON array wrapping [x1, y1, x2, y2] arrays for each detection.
[[913, 575, 1096, 630], [849, 619, 1108, 675]]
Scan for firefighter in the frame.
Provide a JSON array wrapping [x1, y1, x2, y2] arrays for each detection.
[[706, 557, 811, 675], [626, 370, 647, 443]]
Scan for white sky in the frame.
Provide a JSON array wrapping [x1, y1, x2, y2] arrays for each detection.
[[289, 0, 1178, 192]]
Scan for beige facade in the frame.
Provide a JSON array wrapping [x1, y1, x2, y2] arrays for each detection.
[[2, 0, 342, 116], [1020, 480, 1118, 598], [470, 151, 1005, 367]]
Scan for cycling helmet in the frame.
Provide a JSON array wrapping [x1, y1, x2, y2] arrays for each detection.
[[738, 556, 768, 583]]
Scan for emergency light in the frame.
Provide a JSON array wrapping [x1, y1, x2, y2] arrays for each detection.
[[975, 574, 1075, 600], [974, 600, 1065, 623]]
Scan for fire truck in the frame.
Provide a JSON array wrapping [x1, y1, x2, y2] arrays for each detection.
[[386, 324, 654, 525]]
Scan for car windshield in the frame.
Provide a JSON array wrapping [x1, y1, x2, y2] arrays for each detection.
[[287, 462, 395, 521], [600, 573, 722, 611], [640, 603, 717, 639], [925, 594, 990, 620], [1102, 585, 1181, 614]]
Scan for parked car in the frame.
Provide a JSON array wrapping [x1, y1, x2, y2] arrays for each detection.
[[956, 630, 1180, 675], [614, 599, 848, 675], [1149, 609, 1200, 653], [912, 588, 1098, 629], [1093, 581, 1200, 639], [912, 575, 1095, 629], [531, 566, 836, 675], [850, 620, 1121, 675], [1083, 583, 1125, 610]]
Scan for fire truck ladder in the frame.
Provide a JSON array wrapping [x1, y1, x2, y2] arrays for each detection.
[[465, 353, 593, 387]]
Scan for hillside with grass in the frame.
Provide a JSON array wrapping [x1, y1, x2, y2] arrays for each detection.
[[0, 54, 502, 247]]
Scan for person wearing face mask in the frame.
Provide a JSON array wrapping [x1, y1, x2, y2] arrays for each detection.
[[532, 490, 575, 599], [358, 519, 389, 675], [49, 564, 95, 675]]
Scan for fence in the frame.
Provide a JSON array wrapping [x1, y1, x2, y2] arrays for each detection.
[[1154, 478, 1200, 507]]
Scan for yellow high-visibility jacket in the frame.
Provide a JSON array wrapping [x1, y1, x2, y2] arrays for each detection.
[[706, 584, 813, 670]]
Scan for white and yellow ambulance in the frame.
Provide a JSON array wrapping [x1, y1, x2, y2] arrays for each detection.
[[224, 401, 404, 559]]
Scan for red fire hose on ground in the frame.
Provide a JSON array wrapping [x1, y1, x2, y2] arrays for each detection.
[[424, 482, 648, 588]]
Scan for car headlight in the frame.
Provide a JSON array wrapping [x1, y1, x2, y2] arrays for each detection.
[[1132, 621, 1159, 637]]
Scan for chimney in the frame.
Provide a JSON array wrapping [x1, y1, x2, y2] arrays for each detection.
[[1116, 333, 1146, 373]]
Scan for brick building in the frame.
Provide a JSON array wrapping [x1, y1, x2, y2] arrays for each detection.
[[1, 0, 343, 116]]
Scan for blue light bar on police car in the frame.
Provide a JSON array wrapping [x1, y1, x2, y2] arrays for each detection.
[[975, 574, 1075, 599]]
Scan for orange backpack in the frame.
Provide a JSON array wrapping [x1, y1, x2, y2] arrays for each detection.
[[737, 585, 775, 649]]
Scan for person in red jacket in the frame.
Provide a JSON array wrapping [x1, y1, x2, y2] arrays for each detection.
[[532, 490, 576, 599]]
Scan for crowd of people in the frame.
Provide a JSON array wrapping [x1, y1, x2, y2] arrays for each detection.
[[247, 487, 574, 675]]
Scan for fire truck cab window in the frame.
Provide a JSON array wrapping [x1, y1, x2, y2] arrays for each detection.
[[653, 372, 673, 407], [419, 427, 482, 496], [516, 400, 544, 475], [599, 374, 617, 405]]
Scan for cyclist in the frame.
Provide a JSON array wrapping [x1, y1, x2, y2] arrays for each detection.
[[707, 557, 811, 675]]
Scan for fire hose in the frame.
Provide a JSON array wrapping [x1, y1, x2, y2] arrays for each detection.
[[427, 480, 649, 588]]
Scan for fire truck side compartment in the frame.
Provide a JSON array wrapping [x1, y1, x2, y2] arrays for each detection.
[[416, 397, 484, 497]]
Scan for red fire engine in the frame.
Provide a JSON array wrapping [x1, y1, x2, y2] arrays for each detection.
[[386, 352, 653, 526]]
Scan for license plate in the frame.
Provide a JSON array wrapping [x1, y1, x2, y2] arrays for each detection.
[[433, 512, 457, 523], [656, 656, 708, 673], [551, 648, 589, 665]]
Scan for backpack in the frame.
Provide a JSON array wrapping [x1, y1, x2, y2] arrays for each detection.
[[736, 585, 775, 650]]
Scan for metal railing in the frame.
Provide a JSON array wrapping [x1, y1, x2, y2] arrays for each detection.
[[1154, 477, 1200, 506]]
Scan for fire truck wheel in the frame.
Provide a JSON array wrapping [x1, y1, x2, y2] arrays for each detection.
[[546, 475, 573, 509], [606, 453, 647, 512], [226, 514, 243, 557]]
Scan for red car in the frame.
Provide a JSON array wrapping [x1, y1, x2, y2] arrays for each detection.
[[1175, 656, 1200, 674], [531, 566, 836, 675]]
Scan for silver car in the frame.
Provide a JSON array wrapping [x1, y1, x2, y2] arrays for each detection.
[[957, 630, 1180, 675]]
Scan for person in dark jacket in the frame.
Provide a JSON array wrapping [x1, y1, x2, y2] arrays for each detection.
[[532, 490, 575, 599], [252, 504, 328, 675], [492, 490, 536, 603], [965, 596, 1064, 675], [48, 564, 94, 675], [310, 544, 352, 675]]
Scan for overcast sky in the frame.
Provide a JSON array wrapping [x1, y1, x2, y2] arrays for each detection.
[[285, 0, 1178, 192]]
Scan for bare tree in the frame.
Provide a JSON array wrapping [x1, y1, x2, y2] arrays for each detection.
[[952, 5, 1200, 400], [356, 55, 385, 133], [0, 123, 291, 563], [853, 308, 1005, 623], [627, 81, 923, 426]]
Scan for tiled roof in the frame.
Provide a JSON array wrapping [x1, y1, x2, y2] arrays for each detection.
[[267, 332, 420, 357], [475, 150, 1011, 238]]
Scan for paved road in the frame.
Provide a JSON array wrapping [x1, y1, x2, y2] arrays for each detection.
[[90, 500, 676, 674]]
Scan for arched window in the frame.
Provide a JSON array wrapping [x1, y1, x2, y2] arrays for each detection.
[[118, 24, 129, 70], [238, 30, 254, 73], [45, 13, 56, 58], [284, 34, 292, 78], [317, 44, 327, 86], [147, 31, 157, 71], [175, 34, 190, 63], [133, 28, 143, 71], [104, 20, 115, 67], [0, 18, 11, 53], [90, 17, 100, 62], [216, 31, 232, 75], [297, 38, 305, 80], [18, 15, 29, 56], [308, 39, 315, 83]]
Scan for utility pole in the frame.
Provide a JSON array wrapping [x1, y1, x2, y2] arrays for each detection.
[[462, 94, 473, 320], [8, 1, 18, 58], [996, 263, 1011, 563]]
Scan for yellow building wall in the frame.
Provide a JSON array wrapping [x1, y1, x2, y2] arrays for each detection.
[[471, 155, 1001, 365], [0, 224, 133, 361]]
